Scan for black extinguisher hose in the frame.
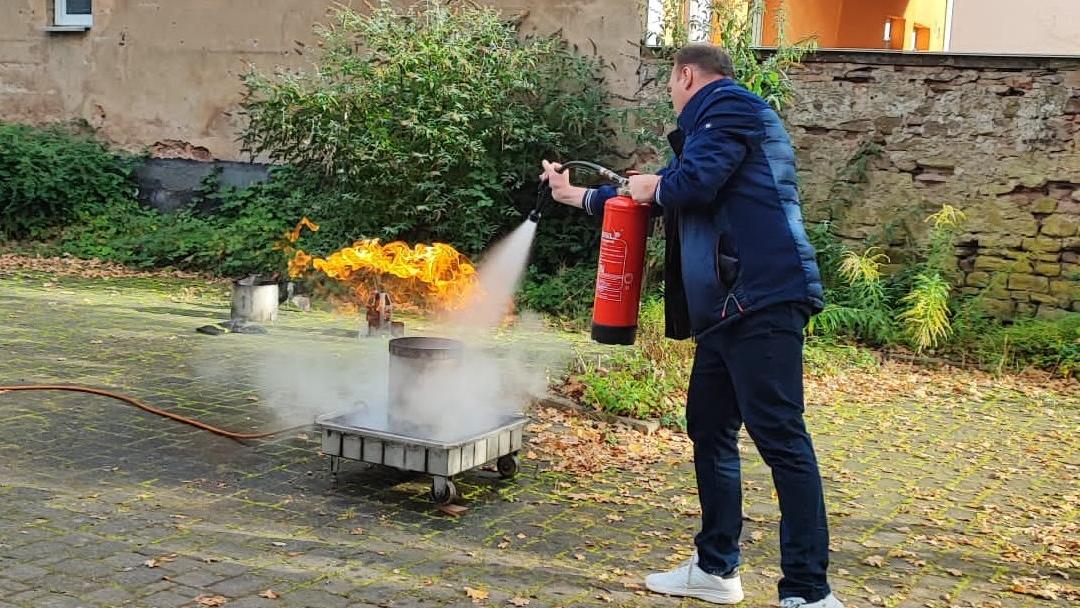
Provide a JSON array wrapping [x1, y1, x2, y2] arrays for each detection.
[[530, 160, 628, 222]]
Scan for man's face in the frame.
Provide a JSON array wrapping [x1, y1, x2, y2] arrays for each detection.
[[668, 63, 694, 116]]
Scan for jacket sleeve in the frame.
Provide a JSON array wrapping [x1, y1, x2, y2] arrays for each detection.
[[582, 185, 619, 216], [655, 95, 760, 211], [583, 160, 677, 217]]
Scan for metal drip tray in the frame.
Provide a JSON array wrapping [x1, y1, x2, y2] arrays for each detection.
[[315, 411, 527, 504]]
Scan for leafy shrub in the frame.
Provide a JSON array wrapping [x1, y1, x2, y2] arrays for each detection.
[[808, 205, 969, 352], [953, 307, 1079, 377], [897, 205, 966, 351], [0, 122, 137, 240], [59, 167, 329, 277], [238, 1, 613, 256], [999, 315, 1080, 377], [520, 263, 598, 321], [569, 299, 691, 426], [803, 338, 879, 376], [809, 247, 896, 345]]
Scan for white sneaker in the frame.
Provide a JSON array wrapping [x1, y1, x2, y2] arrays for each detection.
[[645, 554, 744, 604], [780, 593, 845, 608]]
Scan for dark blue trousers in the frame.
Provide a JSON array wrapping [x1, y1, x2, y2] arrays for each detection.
[[687, 303, 831, 602]]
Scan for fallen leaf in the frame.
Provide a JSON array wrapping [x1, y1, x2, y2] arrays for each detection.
[[437, 503, 469, 517], [195, 596, 228, 607], [465, 587, 490, 603], [606, 513, 624, 522], [259, 589, 279, 599], [574, 553, 586, 561], [350, 527, 364, 535], [143, 554, 176, 568], [946, 568, 964, 577], [863, 555, 885, 567], [508, 597, 530, 606], [1007, 577, 1075, 601]]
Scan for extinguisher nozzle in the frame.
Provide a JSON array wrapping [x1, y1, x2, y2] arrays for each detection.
[[527, 209, 542, 223]]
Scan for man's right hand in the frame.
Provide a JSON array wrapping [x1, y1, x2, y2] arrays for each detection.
[[540, 160, 587, 209]]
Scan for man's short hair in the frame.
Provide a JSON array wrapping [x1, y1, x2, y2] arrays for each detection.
[[674, 44, 735, 78]]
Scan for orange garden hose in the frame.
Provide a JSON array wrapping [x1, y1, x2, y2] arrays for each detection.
[[0, 385, 291, 442]]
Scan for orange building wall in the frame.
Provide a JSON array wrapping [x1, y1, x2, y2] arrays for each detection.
[[761, 0, 947, 51], [835, 0, 910, 49], [761, 0, 844, 47]]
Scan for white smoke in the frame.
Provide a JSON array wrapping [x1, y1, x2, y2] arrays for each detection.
[[194, 219, 561, 440]]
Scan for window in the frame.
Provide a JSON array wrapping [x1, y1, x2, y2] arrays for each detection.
[[54, 0, 92, 28], [644, 0, 744, 47]]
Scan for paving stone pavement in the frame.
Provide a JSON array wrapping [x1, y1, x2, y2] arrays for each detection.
[[0, 272, 1076, 608]]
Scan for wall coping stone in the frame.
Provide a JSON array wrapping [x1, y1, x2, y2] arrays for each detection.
[[756, 48, 1080, 70]]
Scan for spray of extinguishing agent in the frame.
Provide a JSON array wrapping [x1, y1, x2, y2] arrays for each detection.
[[529, 161, 651, 346]]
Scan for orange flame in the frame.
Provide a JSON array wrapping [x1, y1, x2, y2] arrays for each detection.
[[287, 217, 319, 243], [284, 219, 477, 311], [312, 239, 476, 310]]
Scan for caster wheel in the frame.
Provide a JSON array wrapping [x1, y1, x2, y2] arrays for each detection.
[[430, 478, 459, 505], [496, 454, 520, 479]]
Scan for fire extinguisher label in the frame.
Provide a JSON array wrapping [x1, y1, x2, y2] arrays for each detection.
[[596, 236, 628, 302]]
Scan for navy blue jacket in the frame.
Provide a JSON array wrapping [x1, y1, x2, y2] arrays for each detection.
[[585, 78, 824, 339]]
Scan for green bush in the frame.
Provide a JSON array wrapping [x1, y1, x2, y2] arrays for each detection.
[[804, 337, 879, 375], [520, 263, 598, 321], [953, 305, 1079, 377], [238, 1, 613, 257], [0, 122, 137, 240], [570, 299, 692, 427], [58, 168, 310, 276]]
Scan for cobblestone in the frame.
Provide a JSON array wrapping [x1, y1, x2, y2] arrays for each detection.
[[0, 271, 1076, 607]]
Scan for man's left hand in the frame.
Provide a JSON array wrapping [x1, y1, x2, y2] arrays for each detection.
[[628, 174, 662, 204]]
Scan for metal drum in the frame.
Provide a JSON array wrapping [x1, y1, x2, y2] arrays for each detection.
[[230, 277, 279, 323], [387, 337, 463, 436]]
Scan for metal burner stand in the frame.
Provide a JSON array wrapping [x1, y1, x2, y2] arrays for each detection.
[[316, 413, 527, 504]]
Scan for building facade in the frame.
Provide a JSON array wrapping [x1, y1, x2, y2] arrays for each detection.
[[648, 0, 1080, 55], [0, 0, 641, 161]]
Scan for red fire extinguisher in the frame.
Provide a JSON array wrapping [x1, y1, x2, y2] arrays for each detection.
[[551, 162, 651, 345]]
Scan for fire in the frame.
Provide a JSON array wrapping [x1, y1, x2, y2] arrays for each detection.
[[285, 219, 477, 311], [287, 217, 319, 243]]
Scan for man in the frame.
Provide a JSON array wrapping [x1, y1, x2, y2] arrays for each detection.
[[541, 44, 841, 607]]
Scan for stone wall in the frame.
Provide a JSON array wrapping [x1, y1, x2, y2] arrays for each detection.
[[781, 52, 1080, 318]]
